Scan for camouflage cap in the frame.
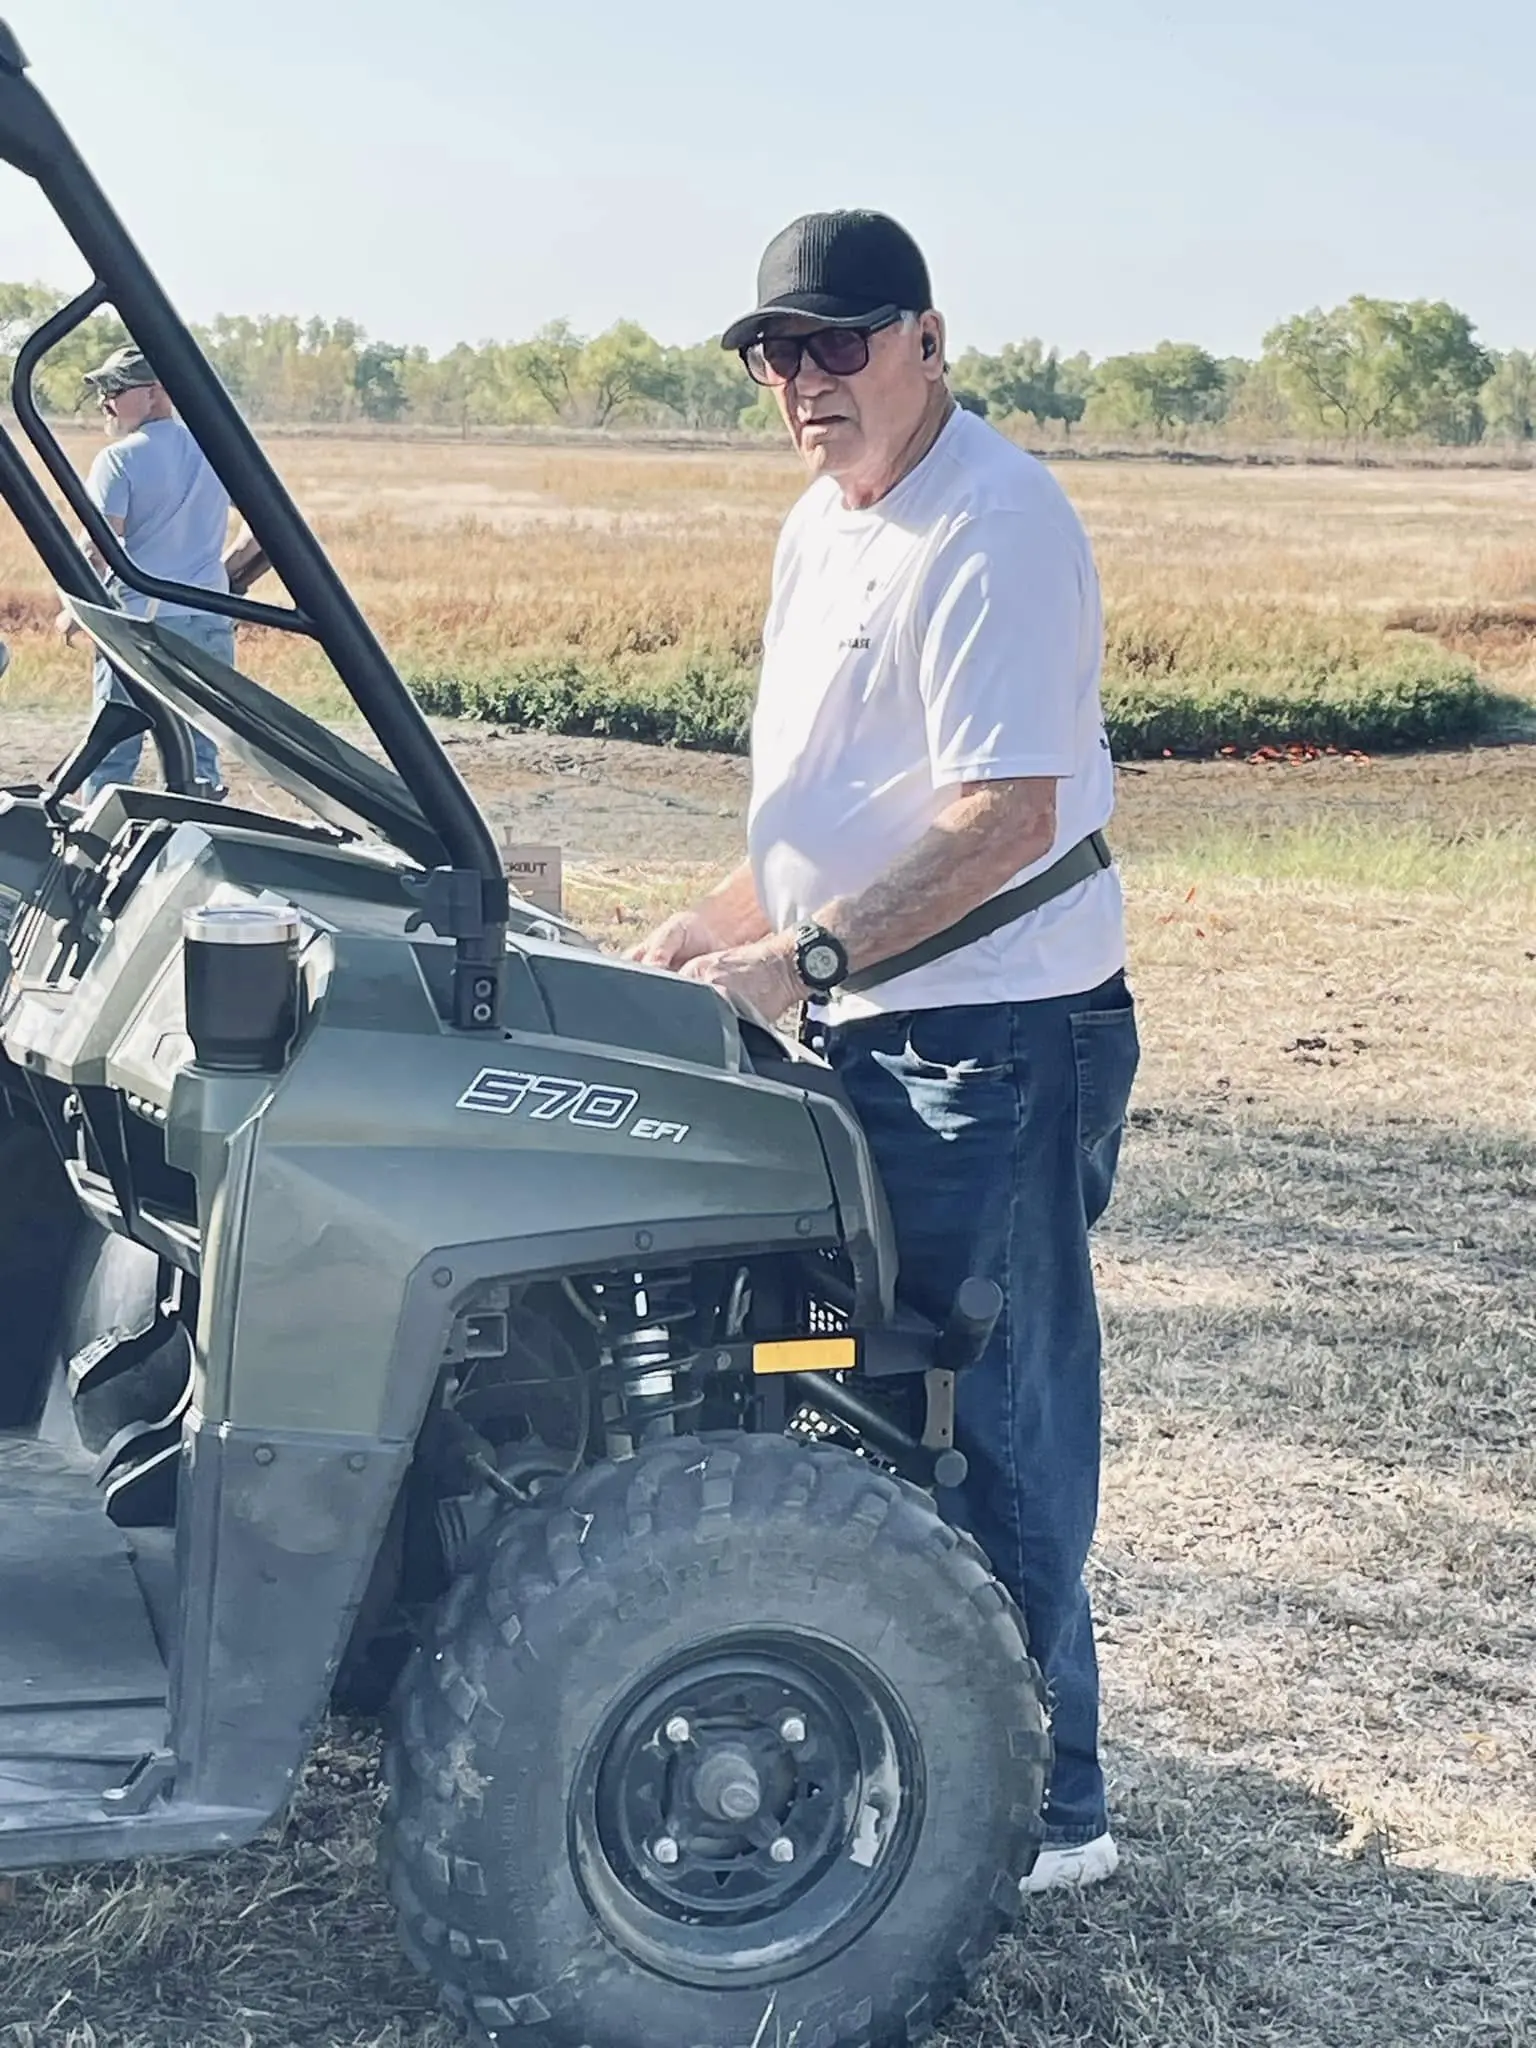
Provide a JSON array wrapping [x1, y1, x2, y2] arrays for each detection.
[[82, 344, 160, 395]]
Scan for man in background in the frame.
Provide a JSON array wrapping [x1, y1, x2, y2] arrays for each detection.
[[56, 344, 262, 800]]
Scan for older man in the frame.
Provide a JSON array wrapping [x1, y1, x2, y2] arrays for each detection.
[[632, 210, 1140, 1890], [59, 344, 261, 800]]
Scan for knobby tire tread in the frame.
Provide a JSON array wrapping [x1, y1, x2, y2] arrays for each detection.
[[383, 1432, 1050, 2048]]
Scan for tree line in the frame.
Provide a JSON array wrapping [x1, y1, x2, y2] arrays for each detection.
[[2, 282, 1532, 444]]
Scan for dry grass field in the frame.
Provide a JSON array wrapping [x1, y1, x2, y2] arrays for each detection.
[[2, 430, 1535, 733], [0, 432, 1532, 2048]]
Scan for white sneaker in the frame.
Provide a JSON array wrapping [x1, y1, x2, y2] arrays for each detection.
[[1020, 1831, 1120, 1894]]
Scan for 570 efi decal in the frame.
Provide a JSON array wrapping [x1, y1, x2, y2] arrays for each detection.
[[457, 1068, 690, 1144]]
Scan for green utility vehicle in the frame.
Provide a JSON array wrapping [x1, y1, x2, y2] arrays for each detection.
[[0, 24, 1049, 2046]]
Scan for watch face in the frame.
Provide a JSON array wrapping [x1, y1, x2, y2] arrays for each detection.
[[802, 941, 842, 987]]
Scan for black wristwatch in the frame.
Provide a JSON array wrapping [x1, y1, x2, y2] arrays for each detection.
[[793, 922, 849, 993]]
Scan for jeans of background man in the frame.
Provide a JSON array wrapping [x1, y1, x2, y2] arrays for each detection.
[[86, 607, 230, 799], [824, 972, 1140, 1846]]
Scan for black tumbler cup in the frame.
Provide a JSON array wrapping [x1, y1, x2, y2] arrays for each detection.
[[182, 903, 300, 1073]]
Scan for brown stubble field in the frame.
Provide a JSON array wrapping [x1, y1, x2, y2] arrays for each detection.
[[3, 428, 1536, 708], [0, 432, 1533, 2048]]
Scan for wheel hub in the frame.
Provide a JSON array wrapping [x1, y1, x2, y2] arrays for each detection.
[[692, 1741, 764, 1823], [572, 1634, 924, 1988], [613, 1666, 836, 1914]]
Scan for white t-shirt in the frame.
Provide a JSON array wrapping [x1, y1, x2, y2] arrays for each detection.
[[746, 407, 1125, 1020]]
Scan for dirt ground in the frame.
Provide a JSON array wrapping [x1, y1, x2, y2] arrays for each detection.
[[1, 718, 1532, 2048], [6, 705, 1532, 870]]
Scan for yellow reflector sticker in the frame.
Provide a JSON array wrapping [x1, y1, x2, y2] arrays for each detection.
[[752, 1337, 856, 1376]]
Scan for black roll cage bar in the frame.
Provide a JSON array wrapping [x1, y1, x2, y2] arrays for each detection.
[[0, 22, 507, 1029], [14, 282, 313, 638]]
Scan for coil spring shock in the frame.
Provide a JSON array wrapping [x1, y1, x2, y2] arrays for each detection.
[[601, 1269, 704, 1457]]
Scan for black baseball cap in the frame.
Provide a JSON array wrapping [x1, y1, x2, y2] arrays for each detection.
[[720, 210, 933, 353]]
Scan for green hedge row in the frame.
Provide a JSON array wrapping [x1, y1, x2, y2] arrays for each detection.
[[405, 650, 1515, 761], [1100, 661, 1510, 756], [408, 662, 757, 751]]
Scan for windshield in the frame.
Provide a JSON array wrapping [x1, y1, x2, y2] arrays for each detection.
[[68, 599, 448, 871]]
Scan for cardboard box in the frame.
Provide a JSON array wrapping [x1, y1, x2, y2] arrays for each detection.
[[501, 838, 563, 918]]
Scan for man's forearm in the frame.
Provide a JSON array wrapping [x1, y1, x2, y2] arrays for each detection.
[[812, 782, 1056, 973], [698, 860, 772, 948], [675, 781, 1057, 1022], [224, 524, 267, 590]]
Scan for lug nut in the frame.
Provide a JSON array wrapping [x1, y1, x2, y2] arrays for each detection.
[[651, 1835, 680, 1866], [663, 1716, 691, 1745], [779, 1715, 807, 1745], [769, 1836, 795, 1864]]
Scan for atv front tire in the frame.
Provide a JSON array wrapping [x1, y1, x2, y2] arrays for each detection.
[[383, 1431, 1050, 2048]]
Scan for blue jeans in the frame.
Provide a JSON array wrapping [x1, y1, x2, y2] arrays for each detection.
[[825, 972, 1140, 1843], [87, 608, 229, 799]]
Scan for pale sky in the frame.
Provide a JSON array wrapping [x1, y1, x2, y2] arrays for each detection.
[[3, 0, 1532, 361]]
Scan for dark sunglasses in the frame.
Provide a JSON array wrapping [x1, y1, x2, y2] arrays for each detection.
[[741, 308, 903, 387]]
